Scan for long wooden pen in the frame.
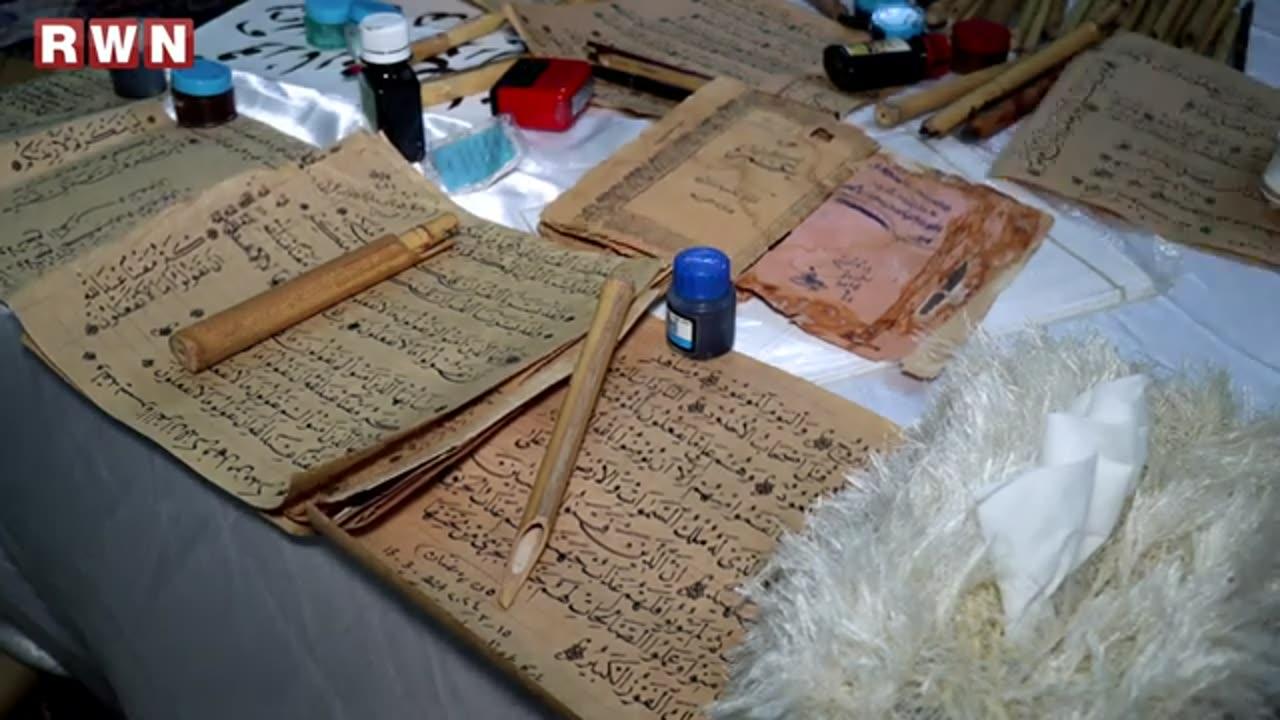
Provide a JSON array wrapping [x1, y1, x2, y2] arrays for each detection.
[[170, 214, 460, 373], [498, 272, 636, 609]]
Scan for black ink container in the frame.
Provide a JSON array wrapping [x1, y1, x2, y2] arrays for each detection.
[[823, 33, 950, 93], [171, 59, 237, 128], [666, 247, 735, 360], [359, 12, 426, 163], [111, 66, 167, 99], [305, 0, 352, 50]]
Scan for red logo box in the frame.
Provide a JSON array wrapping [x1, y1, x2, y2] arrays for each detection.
[[34, 18, 84, 69]]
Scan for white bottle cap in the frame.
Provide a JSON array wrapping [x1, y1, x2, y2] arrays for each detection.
[[360, 12, 411, 65]]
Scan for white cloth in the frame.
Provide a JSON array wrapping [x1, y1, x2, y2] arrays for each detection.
[[976, 374, 1150, 632]]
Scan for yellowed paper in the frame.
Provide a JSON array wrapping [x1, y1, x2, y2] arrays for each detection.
[[508, 0, 870, 117], [741, 153, 1050, 376], [0, 112, 317, 297], [313, 319, 899, 720], [542, 78, 880, 275], [12, 134, 659, 510], [0, 70, 131, 140], [993, 33, 1280, 266]]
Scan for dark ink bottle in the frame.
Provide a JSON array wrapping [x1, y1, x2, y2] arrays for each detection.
[[171, 59, 237, 128], [666, 247, 735, 360], [359, 13, 425, 163], [823, 33, 950, 93]]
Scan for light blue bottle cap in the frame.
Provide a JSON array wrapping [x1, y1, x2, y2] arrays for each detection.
[[855, 0, 887, 12], [307, 0, 354, 24], [350, 0, 401, 23], [673, 247, 732, 302], [172, 59, 233, 97], [872, 1, 925, 38]]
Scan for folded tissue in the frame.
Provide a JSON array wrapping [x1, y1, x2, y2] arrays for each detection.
[[976, 374, 1150, 633]]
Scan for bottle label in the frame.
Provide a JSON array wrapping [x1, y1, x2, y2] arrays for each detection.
[[845, 38, 910, 56], [667, 309, 695, 351]]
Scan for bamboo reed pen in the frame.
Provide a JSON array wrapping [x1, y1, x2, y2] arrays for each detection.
[[1194, 0, 1237, 54], [1213, 9, 1242, 62], [875, 62, 1009, 127], [498, 273, 636, 610], [922, 4, 1123, 137], [593, 50, 709, 93], [170, 214, 460, 373], [985, 0, 1021, 24], [419, 58, 517, 107], [410, 12, 507, 63], [1064, 0, 1095, 30]]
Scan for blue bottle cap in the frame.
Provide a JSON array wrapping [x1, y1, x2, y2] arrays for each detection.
[[871, 1, 925, 38], [307, 0, 354, 24], [673, 247, 732, 302], [350, 0, 401, 23], [855, 0, 887, 12], [172, 59, 233, 97]]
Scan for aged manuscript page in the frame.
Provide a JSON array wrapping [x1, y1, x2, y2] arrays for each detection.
[[740, 154, 1050, 372], [12, 134, 659, 510], [0, 105, 316, 297], [508, 0, 869, 117], [542, 78, 879, 275], [0, 69, 131, 140], [313, 319, 900, 720], [993, 33, 1280, 266]]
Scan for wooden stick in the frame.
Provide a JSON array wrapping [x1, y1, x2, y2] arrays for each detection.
[[1064, 0, 1095, 30], [1152, 0, 1190, 41], [1045, 0, 1067, 37], [985, 0, 1021, 24], [1135, 0, 1164, 34], [875, 62, 1010, 127], [1194, 0, 1237, 53], [1012, 0, 1044, 48], [959, 0, 989, 21], [410, 12, 507, 63], [1022, 0, 1055, 49], [498, 273, 636, 610], [960, 68, 1060, 140], [171, 214, 460, 373], [419, 58, 517, 107], [1117, 0, 1147, 30], [593, 50, 709, 93], [1213, 9, 1242, 62], [923, 9, 1118, 137], [1178, 0, 1221, 48]]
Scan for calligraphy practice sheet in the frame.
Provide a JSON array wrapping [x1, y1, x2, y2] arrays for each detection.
[[12, 134, 659, 510], [740, 154, 1050, 374], [508, 0, 869, 118], [195, 0, 524, 110], [0, 105, 317, 297], [0, 70, 130, 141], [314, 319, 899, 720], [993, 33, 1280, 266], [542, 78, 879, 275]]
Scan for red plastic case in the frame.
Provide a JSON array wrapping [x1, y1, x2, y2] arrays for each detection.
[[489, 58, 594, 132]]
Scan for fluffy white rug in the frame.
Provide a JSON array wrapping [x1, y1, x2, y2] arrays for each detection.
[[713, 333, 1280, 719]]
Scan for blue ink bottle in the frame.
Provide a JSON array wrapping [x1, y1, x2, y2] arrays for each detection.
[[305, 0, 353, 50], [666, 247, 735, 360], [171, 59, 236, 128]]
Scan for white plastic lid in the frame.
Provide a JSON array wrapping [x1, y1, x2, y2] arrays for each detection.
[[359, 12, 410, 64]]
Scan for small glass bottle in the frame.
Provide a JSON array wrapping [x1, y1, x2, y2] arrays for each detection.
[[347, 1, 401, 58], [305, 0, 353, 50], [666, 247, 735, 360], [359, 12, 425, 162], [823, 33, 950, 93], [172, 59, 237, 128]]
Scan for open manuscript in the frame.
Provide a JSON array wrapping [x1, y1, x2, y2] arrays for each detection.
[[11, 132, 660, 514], [312, 319, 900, 720]]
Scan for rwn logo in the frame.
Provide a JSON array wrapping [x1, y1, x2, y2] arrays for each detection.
[[34, 18, 195, 70]]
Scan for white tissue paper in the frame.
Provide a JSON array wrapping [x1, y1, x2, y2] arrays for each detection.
[[976, 374, 1150, 633]]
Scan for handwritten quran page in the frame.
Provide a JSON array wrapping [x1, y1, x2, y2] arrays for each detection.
[[311, 319, 899, 720], [306, 285, 668, 529], [0, 70, 131, 140], [11, 133, 660, 510], [507, 0, 870, 117], [992, 33, 1280, 266], [740, 153, 1050, 375], [0, 111, 317, 298], [541, 78, 879, 275]]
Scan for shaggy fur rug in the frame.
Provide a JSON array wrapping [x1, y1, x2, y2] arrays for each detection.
[[713, 333, 1280, 719]]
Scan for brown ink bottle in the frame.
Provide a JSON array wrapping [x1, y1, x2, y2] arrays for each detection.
[[171, 59, 237, 128], [823, 33, 951, 93]]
